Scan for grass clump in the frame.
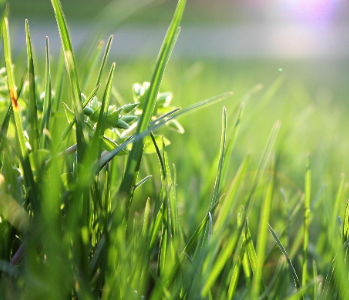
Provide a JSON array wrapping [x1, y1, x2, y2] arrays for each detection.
[[1, 1, 349, 300]]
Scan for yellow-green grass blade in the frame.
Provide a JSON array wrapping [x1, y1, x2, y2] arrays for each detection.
[[221, 102, 244, 189], [0, 67, 28, 171], [53, 49, 64, 112], [251, 164, 274, 300], [227, 216, 248, 299], [162, 138, 180, 238], [25, 19, 39, 151], [119, 0, 186, 199], [344, 200, 349, 241], [3, 17, 38, 210], [202, 122, 280, 295], [268, 224, 301, 290], [332, 173, 345, 231], [41, 37, 52, 149], [51, 0, 88, 163], [3, 17, 26, 158], [215, 155, 249, 233], [302, 154, 311, 288], [209, 106, 227, 210]]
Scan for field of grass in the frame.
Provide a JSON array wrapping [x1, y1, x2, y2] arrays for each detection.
[[1, 0, 349, 299]]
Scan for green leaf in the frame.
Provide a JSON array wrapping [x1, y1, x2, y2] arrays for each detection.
[[51, 0, 88, 163]]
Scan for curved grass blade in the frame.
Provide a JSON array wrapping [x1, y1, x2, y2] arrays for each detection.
[[98, 92, 232, 171], [25, 19, 39, 151], [268, 224, 301, 290], [209, 106, 227, 210], [41, 37, 52, 148], [51, 0, 88, 162], [119, 0, 186, 200]]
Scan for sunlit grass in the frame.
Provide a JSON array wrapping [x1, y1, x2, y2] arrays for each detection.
[[1, 0, 349, 299]]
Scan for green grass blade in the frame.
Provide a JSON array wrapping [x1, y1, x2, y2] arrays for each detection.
[[81, 40, 103, 91], [98, 92, 232, 170], [41, 36, 52, 148], [333, 173, 345, 228], [53, 49, 64, 112], [95, 35, 113, 87], [221, 102, 244, 188], [3, 17, 26, 158], [251, 164, 274, 300], [344, 200, 349, 241], [119, 0, 186, 199], [206, 121, 280, 292], [0, 67, 27, 171], [302, 154, 311, 288], [25, 19, 39, 151], [284, 276, 322, 300], [182, 201, 220, 256], [209, 106, 227, 210], [227, 215, 248, 299], [91, 62, 115, 156], [268, 224, 301, 290], [51, 0, 88, 162]]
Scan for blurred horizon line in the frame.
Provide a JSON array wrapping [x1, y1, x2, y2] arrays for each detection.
[[8, 20, 349, 61]]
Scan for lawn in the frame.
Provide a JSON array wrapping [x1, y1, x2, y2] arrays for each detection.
[[1, 0, 349, 299]]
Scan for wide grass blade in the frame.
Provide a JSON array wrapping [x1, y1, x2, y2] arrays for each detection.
[[51, 0, 88, 162], [251, 163, 274, 300], [25, 19, 39, 151], [119, 0, 186, 199]]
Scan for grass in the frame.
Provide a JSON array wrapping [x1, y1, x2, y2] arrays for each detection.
[[1, 0, 349, 299]]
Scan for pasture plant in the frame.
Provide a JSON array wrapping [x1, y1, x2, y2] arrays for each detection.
[[0, 0, 349, 300]]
